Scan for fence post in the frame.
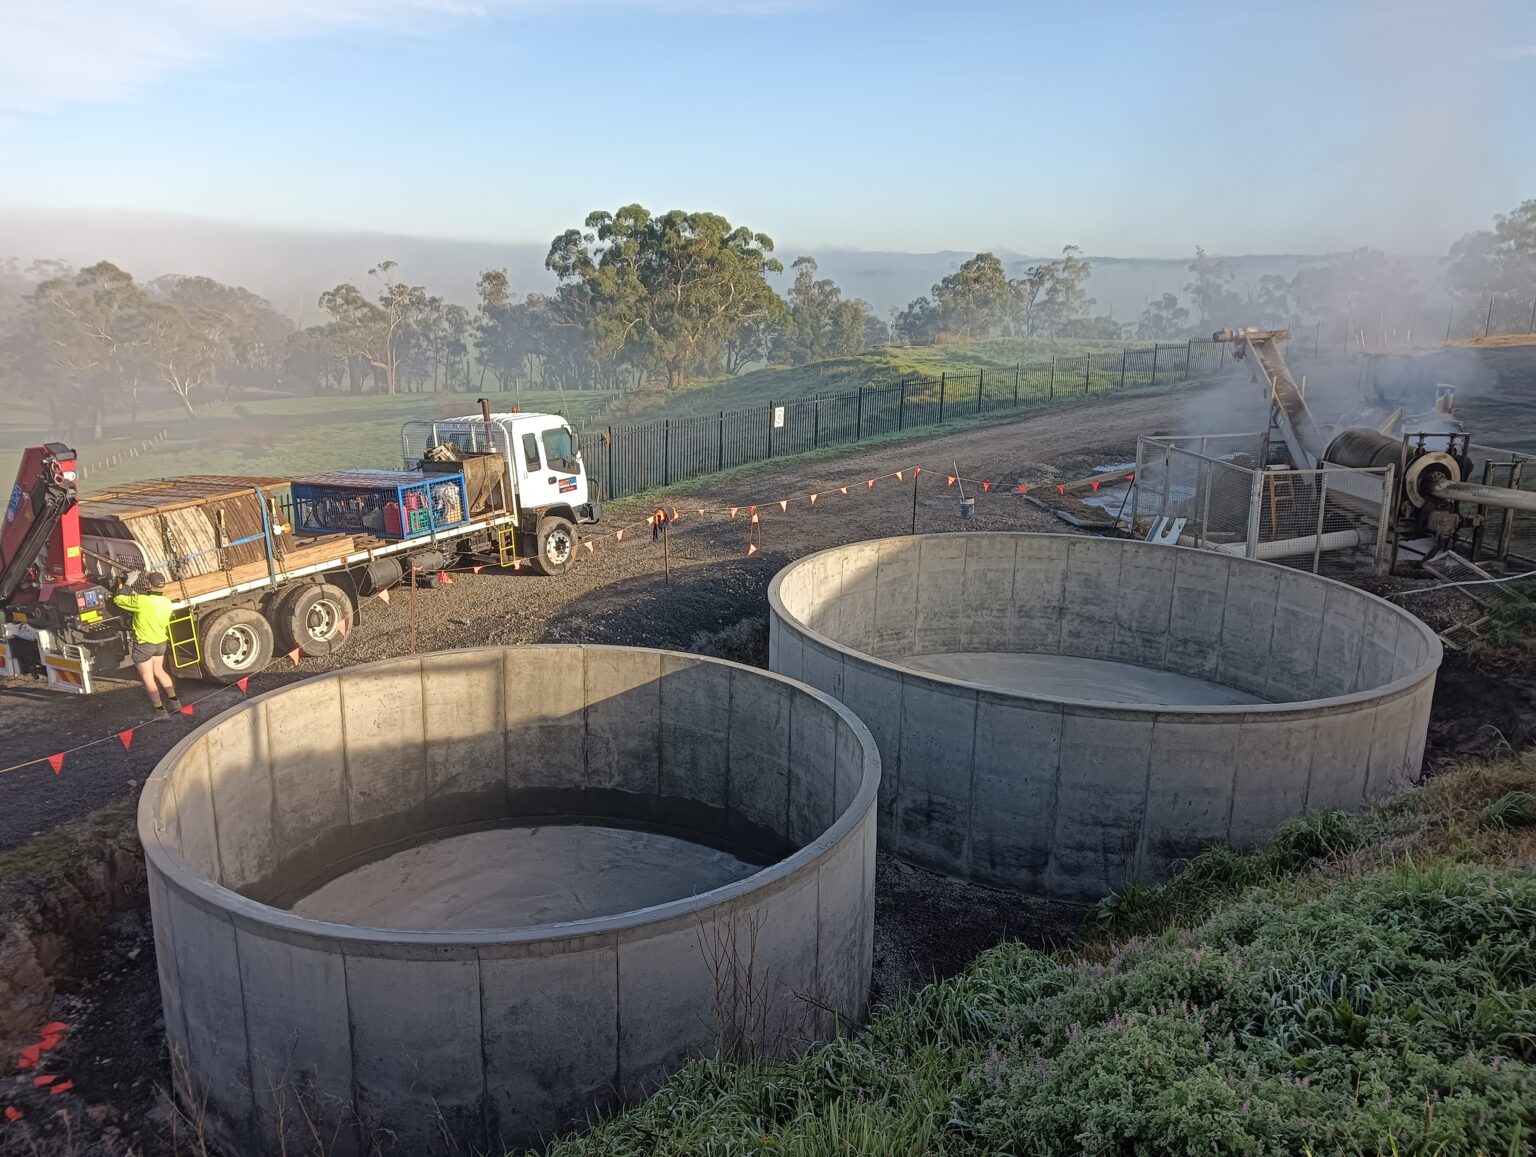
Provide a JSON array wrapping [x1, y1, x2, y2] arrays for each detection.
[[663, 418, 671, 486], [1312, 472, 1329, 574], [1013, 363, 1020, 406], [1315, 320, 1322, 357], [856, 386, 863, 440], [1084, 353, 1091, 394], [1245, 466, 1264, 559], [938, 372, 946, 423], [1150, 345, 1159, 386], [1049, 356, 1056, 400], [977, 368, 984, 414], [1485, 298, 1495, 338], [606, 425, 614, 498], [1184, 339, 1192, 379], [767, 401, 773, 459], [718, 410, 725, 471], [1445, 309, 1454, 343], [813, 398, 820, 448], [899, 381, 906, 430], [1120, 350, 1127, 389], [1529, 298, 1536, 335]]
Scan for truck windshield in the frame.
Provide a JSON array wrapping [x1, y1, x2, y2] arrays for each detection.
[[543, 428, 579, 472]]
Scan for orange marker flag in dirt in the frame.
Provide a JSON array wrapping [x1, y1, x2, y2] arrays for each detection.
[[235, 677, 249, 694], [31, 1075, 54, 1088], [1056, 483, 1066, 494], [778, 500, 787, 512], [750, 512, 760, 524], [809, 493, 818, 505], [472, 565, 484, 574], [697, 508, 706, 517], [5, 1107, 21, 1122], [287, 648, 303, 666], [867, 479, 875, 489], [839, 486, 849, 495], [437, 571, 454, 585], [946, 475, 956, 486], [336, 618, 348, 637], [584, 541, 594, 553], [117, 729, 134, 751], [179, 704, 194, 717], [914, 466, 922, 475], [48, 1081, 72, 1096], [46, 753, 64, 776], [1091, 480, 1100, 491], [895, 470, 903, 481], [615, 528, 625, 541], [729, 507, 739, 519], [377, 588, 391, 605], [747, 542, 758, 556], [982, 482, 992, 492], [1016, 483, 1029, 494]]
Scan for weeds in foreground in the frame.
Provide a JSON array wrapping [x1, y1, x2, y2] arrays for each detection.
[[540, 757, 1536, 1157]]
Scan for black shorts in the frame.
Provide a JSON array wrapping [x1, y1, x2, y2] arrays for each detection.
[[130, 641, 167, 664]]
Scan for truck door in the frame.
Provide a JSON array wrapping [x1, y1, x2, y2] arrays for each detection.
[[513, 419, 583, 512]]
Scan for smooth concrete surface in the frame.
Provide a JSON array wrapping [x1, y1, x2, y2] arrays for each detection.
[[768, 533, 1440, 903], [139, 646, 880, 1156], [904, 652, 1265, 706], [289, 824, 765, 930]]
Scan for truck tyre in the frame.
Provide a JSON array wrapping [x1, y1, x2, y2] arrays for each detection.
[[531, 515, 577, 576], [199, 607, 275, 684], [273, 582, 354, 657]]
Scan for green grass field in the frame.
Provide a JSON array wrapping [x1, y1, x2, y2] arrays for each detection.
[[0, 388, 611, 495]]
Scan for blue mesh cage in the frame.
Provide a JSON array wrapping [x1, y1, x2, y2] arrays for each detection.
[[289, 470, 469, 540]]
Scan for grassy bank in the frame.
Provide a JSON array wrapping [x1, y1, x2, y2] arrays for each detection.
[[542, 756, 1536, 1156]]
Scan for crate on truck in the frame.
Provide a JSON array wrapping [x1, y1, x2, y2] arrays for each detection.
[[0, 403, 599, 693]]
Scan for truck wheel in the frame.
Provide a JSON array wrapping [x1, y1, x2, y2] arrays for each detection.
[[531, 516, 577, 576], [273, 583, 354, 657], [199, 607, 275, 684]]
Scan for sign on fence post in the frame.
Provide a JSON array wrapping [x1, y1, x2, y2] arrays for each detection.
[[773, 405, 785, 428]]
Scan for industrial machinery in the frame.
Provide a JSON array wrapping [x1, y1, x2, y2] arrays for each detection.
[[1, 403, 599, 693], [1219, 328, 1536, 564]]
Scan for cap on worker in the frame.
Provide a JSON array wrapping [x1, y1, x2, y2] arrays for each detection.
[[145, 572, 168, 590]]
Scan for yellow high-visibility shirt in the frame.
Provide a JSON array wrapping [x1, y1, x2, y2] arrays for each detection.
[[112, 593, 173, 645]]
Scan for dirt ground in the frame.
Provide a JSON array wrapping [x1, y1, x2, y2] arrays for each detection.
[[2, 375, 1533, 1154]]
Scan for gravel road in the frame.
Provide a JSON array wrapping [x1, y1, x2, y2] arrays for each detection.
[[0, 386, 1210, 851]]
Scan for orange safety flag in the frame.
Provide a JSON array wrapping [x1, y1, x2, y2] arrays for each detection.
[[377, 588, 391, 605], [866, 479, 875, 489], [982, 482, 992, 492], [729, 507, 739, 519], [809, 493, 818, 504], [179, 704, 194, 717], [750, 512, 760, 524], [748, 505, 757, 515], [914, 466, 922, 475], [287, 648, 303, 666], [4, 1107, 21, 1122], [336, 618, 349, 637], [1091, 480, 1101, 491], [946, 475, 956, 486], [437, 571, 454, 586], [235, 677, 249, 694], [117, 729, 134, 751], [746, 543, 758, 556], [1056, 483, 1066, 494], [584, 541, 594, 553], [696, 508, 705, 517], [46, 753, 64, 776], [896, 470, 903, 481], [1017, 483, 1029, 494], [48, 1081, 72, 1096], [778, 500, 787, 512], [839, 486, 849, 495], [472, 565, 484, 574], [615, 529, 625, 541], [17, 1045, 40, 1069], [32, 1075, 55, 1087], [1126, 472, 1135, 481]]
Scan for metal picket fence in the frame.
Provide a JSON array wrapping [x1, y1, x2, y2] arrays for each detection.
[[580, 341, 1227, 501], [1128, 434, 1394, 574], [1284, 295, 1536, 357]]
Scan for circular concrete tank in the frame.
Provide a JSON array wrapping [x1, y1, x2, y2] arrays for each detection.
[[140, 645, 879, 1155], [768, 533, 1440, 903]]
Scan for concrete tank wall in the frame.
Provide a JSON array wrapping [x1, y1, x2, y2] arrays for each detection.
[[768, 533, 1440, 902], [139, 646, 880, 1155]]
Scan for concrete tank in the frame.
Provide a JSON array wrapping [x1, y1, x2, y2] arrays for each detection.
[[139, 645, 879, 1155], [768, 533, 1439, 903]]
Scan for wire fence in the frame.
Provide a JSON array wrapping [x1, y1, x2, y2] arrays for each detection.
[[1282, 296, 1536, 357], [579, 340, 1228, 501], [1467, 445, 1536, 568], [1128, 434, 1394, 574]]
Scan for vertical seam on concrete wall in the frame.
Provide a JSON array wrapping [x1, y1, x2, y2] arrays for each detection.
[[418, 659, 429, 820], [476, 952, 493, 1148], [338, 678, 355, 828], [1222, 722, 1242, 846], [1309, 587, 1332, 698], [1299, 714, 1319, 814], [962, 690, 981, 880], [783, 692, 795, 838], [1160, 553, 1177, 670], [342, 953, 364, 1148], [202, 744, 228, 888], [1358, 706, 1381, 805], [724, 666, 735, 825], [1130, 716, 1159, 885], [656, 657, 667, 802], [162, 888, 194, 1119], [1213, 561, 1234, 688], [230, 920, 258, 1142], [262, 703, 280, 874], [611, 935, 623, 1096], [581, 647, 592, 791]]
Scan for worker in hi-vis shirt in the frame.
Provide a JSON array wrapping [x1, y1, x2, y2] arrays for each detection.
[[112, 572, 180, 711]]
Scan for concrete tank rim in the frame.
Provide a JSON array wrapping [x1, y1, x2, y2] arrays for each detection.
[[136, 643, 882, 951], [766, 531, 1443, 715]]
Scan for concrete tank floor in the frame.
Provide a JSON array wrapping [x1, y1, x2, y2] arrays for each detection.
[[904, 652, 1266, 707], [289, 824, 765, 931]]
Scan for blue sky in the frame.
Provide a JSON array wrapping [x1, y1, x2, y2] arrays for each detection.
[[2, 0, 1533, 256]]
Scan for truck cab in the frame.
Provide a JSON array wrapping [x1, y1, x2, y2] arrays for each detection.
[[400, 409, 599, 573]]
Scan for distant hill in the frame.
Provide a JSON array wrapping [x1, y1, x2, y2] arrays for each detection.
[[0, 207, 1450, 323]]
